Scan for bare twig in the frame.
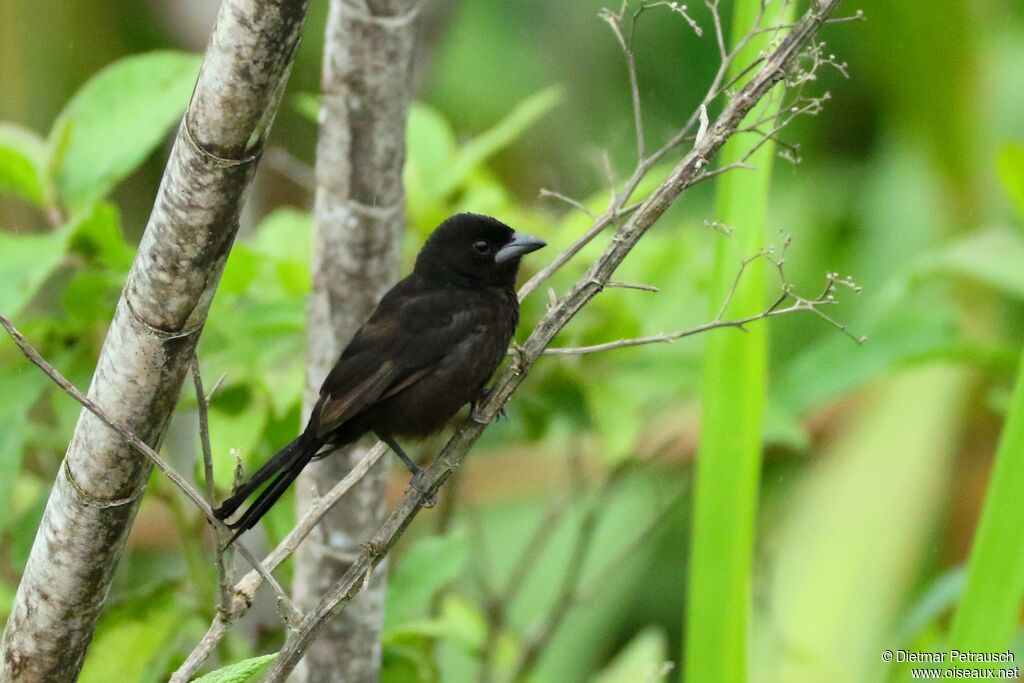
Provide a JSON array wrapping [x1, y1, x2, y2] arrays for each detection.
[[171, 443, 387, 682], [538, 188, 596, 220], [0, 315, 304, 633], [0, 313, 218, 521], [606, 280, 660, 292], [191, 357, 234, 614], [601, 6, 646, 162]]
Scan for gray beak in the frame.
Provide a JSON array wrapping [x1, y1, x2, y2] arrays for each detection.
[[495, 232, 546, 264]]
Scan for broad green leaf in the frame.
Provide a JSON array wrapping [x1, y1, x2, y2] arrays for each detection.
[[252, 208, 312, 296], [218, 243, 262, 295], [292, 92, 320, 122], [593, 628, 671, 683], [381, 640, 439, 683], [405, 103, 459, 225], [8, 486, 47, 571], [0, 226, 72, 315], [0, 583, 13, 625], [0, 123, 48, 207], [386, 528, 470, 626], [78, 589, 181, 683], [771, 310, 958, 417], [893, 566, 965, 645], [252, 208, 312, 263], [586, 378, 644, 462], [910, 226, 1024, 299], [49, 51, 201, 212], [68, 200, 132, 271], [205, 385, 269, 488], [948, 346, 1024, 663], [997, 143, 1024, 222], [191, 654, 277, 683], [61, 270, 121, 327], [0, 363, 48, 529], [389, 594, 487, 654], [438, 86, 561, 197]]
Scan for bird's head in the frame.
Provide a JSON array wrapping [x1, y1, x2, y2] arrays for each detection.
[[414, 213, 546, 289]]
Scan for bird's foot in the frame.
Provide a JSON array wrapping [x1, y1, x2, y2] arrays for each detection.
[[471, 385, 507, 424], [409, 471, 437, 508]]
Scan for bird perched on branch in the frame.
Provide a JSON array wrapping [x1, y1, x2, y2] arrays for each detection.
[[214, 213, 545, 544]]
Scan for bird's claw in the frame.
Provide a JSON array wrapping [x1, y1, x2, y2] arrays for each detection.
[[410, 472, 437, 508], [471, 386, 507, 424]]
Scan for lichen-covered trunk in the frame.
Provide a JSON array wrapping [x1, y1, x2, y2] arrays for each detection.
[[0, 2, 310, 680], [293, 0, 418, 680]]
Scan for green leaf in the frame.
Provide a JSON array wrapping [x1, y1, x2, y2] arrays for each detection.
[[191, 654, 278, 683], [0, 226, 72, 315], [0, 123, 48, 207], [205, 385, 269, 489], [0, 363, 48, 529], [439, 86, 561, 197], [586, 379, 644, 462], [218, 243, 262, 295], [593, 628, 671, 683], [405, 104, 459, 224], [78, 589, 181, 683], [0, 583, 14, 625], [910, 226, 1024, 299], [893, 566, 966, 645], [252, 208, 312, 296], [771, 310, 958, 417], [997, 143, 1024, 222], [386, 528, 470, 626], [68, 200, 132, 271], [948, 346, 1024, 663], [49, 51, 202, 212], [8, 486, 47, 571], [388, 595, 487, 654], [292, 92, 320, 122]]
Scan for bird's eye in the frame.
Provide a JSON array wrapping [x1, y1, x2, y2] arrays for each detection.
[[472, 240, 490, 254]]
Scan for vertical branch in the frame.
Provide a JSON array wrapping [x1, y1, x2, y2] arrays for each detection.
[[191, 358, 234, 614], [0, 1, 310, 680], [293, 1, 419, 681]]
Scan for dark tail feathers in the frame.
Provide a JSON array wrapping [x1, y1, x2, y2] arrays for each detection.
[[214, 432, 320, 546]]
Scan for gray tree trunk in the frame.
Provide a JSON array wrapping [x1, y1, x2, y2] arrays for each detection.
[[0, 2, 310, 680], [292, 1, 419, 680]]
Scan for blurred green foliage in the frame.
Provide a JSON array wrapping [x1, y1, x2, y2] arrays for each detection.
[[0, 1, 1022, 681]]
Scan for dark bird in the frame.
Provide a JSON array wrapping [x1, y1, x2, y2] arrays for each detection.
[[214, 213, 545, 544]]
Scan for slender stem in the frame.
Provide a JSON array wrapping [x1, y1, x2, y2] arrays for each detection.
[[191, 357, 234, 613]]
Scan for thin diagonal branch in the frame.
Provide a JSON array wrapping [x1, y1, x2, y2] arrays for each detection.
[[0, 314, 302, 623]]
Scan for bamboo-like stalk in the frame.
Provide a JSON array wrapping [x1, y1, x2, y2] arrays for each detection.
[[293, 0, 418, 680], [683, 1, 794, 681], [0, 2, 310, 680]]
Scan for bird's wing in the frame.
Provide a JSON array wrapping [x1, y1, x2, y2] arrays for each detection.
[[313, 281, 485, 438]]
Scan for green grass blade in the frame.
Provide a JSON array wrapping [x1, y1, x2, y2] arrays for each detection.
[[683, 1, 794, 681], [947, 347, 1024, 662]]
